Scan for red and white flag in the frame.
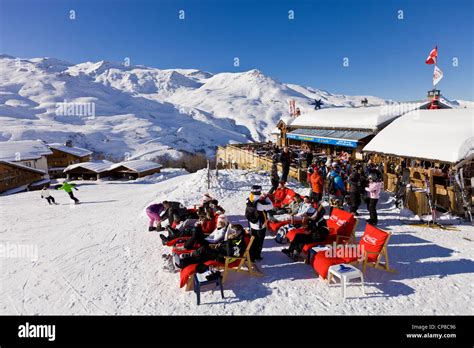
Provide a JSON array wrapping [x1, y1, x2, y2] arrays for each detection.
[[433, 65, 443, 86], [425, 46, 438, 65]]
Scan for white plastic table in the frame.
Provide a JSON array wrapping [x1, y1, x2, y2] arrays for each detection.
[[327, 264, 365, 299]]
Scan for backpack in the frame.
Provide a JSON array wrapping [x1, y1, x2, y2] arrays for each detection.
[[275, 225, 293, 244], [245, 200, 260, 224]]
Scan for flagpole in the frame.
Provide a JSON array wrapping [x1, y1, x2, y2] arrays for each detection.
[[435, 45, 438, 89]]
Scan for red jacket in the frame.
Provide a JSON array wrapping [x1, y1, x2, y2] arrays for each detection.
[[201, 213, 218, 234], [310, 172, 324, 193], [274, 187, 289, 205]]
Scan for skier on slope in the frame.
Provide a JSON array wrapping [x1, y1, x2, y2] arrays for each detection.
[[41, 185, 58, 205], [57, 180, 79, 204]]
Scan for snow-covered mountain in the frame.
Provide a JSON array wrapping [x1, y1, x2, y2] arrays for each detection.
[[0, 55, 398, 160]]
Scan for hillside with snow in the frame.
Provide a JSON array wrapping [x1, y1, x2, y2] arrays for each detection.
[[0, 169, 473, 315], [0, 55, 390, 160]]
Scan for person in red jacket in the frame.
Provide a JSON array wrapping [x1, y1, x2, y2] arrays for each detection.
[[310, 169, 324, 203], [273, 181, 289, 208]]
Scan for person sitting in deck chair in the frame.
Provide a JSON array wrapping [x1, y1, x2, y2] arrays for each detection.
[[199, 194, 225, 217], [282, 204, 328, 261], [269, 195, 303, 222], [177, 224, 247, 269], [290, 196, 317, 224], [159, 214, 197, 244], [175, 213, 229, 249]]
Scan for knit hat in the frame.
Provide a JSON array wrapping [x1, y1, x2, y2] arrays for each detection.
[[251, 185, 262, 195], [202, 193, 213, 204]]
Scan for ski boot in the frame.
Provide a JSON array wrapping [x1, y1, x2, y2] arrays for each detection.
[[159, 234, 168, 245]]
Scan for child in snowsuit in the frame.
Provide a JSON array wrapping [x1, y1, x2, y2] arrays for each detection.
[[41, 185, 57, 205], [146, 203, 165, 231]]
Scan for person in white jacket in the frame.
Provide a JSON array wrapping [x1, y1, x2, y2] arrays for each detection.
[[365, 173, 382, 225], [41, 185, 57, 205], [295, 196, 316, 217], [246, 185, 273, 261], [205, 214, 229, 243]]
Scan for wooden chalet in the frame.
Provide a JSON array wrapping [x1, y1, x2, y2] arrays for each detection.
[[107, 160, 162, 179], [46, 141, 93, 178], [0, 140, 52, 194], [363, 107, 472, 217], [0, 161, 47, 194]]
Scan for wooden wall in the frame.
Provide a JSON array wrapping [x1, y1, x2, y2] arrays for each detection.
[[0, 163, 43, 193], [381, 158, 467, 216], [216, 145, 304, 181]]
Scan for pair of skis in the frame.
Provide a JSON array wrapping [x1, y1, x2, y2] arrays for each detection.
[[454, 168, 473, 224]]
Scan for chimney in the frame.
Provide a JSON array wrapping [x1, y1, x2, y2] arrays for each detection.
[[65, 140, 73, 147]]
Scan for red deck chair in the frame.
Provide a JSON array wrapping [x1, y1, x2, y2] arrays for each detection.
[[287, 208, 358, 256], [269, 188, 297, 209], [312, 223, 395, 279]]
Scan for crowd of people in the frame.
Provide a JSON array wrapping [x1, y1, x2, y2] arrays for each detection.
[[146, 147, 385, 269], [145, 190, 273, 269], [268, 146, 384, 225]]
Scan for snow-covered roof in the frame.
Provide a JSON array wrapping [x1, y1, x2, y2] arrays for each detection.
[[109, 160, 162, 173], [0, 160, 46, 174], [48, 143, 93, 157], [363, 109, 474, 163], [271, 127, 281, 135], [288, 104, 422, 131], [64, 160, 113, 173], [0, 140, 52, 161], [277, 116, 292, 125]]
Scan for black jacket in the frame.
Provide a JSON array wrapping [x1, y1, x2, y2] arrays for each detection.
[[280, 151, 292, 167], [270, 163, 279, 182], [164, 201, 188, 220], [348, 171, 361, 193], [216, 234, 246, 263]]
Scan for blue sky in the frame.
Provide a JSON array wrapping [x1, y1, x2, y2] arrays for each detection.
[[1, 0, 472, 100]]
